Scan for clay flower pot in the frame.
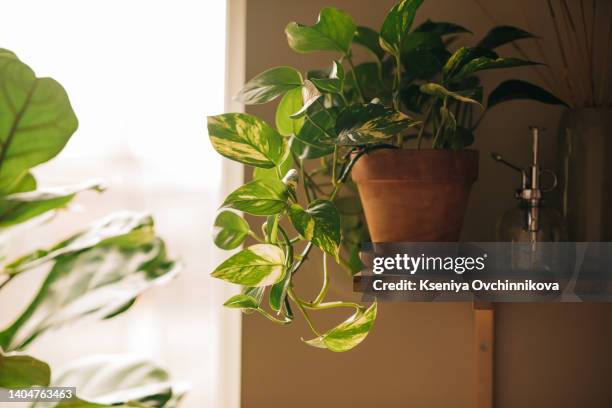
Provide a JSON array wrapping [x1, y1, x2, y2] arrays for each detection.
[[351, 149, 479, 242]]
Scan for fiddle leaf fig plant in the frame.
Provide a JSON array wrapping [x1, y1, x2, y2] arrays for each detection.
[[0, 49, 184, 406], [208, 0, 567, 352]]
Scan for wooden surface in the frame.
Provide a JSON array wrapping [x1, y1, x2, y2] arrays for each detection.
[[474, 302, 494, 408]]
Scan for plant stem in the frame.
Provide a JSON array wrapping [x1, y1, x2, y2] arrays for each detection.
[[312, 253, 330, 305], [248, 230, 266, 243], [393, 55, 402, 111], [257, 307, 292, 325], [301, 300, 364, 312], [298, 158, 313, 202], [305, 112, 335, 140], [331, 146, 338, 186], [0, 275, 14, 291], [417, 104, 433, 150], [288, 287, 320, 336], [346, 54, 365, 103]]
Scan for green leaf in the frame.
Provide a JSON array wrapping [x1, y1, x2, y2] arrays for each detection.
[[415, 20, 472, 36], [289, 80, 322, 119], [442, 47, 497, 80], [0, 238, 177, 351], [310, 61, 345, 94], [222, 179, 288, 216], [213, 211, 250, 250], [253, 154, 294, 181], [235, 66, 302, 105], [0, 180, 105, 228], [289, 200, 341, 257], [275, 88, 305, 137], [335, 103, 417, 145], [305, 302, 377, 352], [477, 25, 536, 50], [433, 105, 457, 149], [354, 27, 385, 61], [240, 286, 265, 315], [223, 294, 260, 309], [0, 351, 50, 388], [290, 135, 333, 161], [4, 211, 156, 276], [49, 355, 176, 408], [207, 113, 287, 168], [419, 83, 482, 105], [452, 57, 541, 81], [487, 79, 568, 109], [285, 7, 356, 54], [293, 109, 336, 157], [211, 244, 286, 287], [0, 51, 78, 187], [347, 62, 391, 101], [379, 0, 424, 56]]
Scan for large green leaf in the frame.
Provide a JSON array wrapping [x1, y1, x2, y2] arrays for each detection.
[[452, 57, 540, 81], [335, 103, 417, 145], [222, 179, 289, 216], [235, 66, 302, 105], [0, 180, 105, 228], [0, 351, 50, 388], [415, 20, 472, 36], [419, 83, 482, 105], [487, 79, 568, 109], [305, 302, 377, 352], [354, 27, 385, 61], [4, 211, 156, 276], [0, 237, 177, 351], [310, 61, 345, 95], [48, 355, 178, 408], [442, 47, 497, 80], [275, 88, 304, 137], [289, 199, 341, 257], [477, 25, 536, 50], [211, 244, 286, 287], [213, 211, 250, 250], [285, 7, 356, 54], [379, 0, 424, 56], [223, 293, 260, 309], [207, 113, 287, 168], [0, 51, 78, 191]]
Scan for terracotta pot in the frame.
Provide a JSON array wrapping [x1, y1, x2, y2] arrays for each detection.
[[351, 149, 479, 242]]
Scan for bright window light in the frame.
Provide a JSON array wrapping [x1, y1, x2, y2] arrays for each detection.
[[0, 1, 236, 407]]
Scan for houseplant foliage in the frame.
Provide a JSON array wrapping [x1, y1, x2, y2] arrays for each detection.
[[0, 49, 184, 407], [207, 0, 566, 351]]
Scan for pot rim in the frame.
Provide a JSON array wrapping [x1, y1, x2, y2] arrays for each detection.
[[351, 147, 479, 182]]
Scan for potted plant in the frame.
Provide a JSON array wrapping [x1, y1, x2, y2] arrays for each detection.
[[206, 0, 565, 351]]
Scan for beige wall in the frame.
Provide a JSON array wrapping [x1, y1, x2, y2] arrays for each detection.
[[240, 1, 612, 407]]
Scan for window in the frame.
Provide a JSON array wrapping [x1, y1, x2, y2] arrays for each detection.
[[0, 1, 240, 407]]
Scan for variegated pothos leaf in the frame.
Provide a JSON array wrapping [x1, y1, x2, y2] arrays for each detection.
[[211, 244, 286, 287], [207, 113, 287, 168]]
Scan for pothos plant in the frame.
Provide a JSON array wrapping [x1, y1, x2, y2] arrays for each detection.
[[0, 49, 184, 407], [207, 0, 566, 352]]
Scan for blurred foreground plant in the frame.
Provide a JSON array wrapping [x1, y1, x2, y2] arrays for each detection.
[[0, 49, 184, 407]]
